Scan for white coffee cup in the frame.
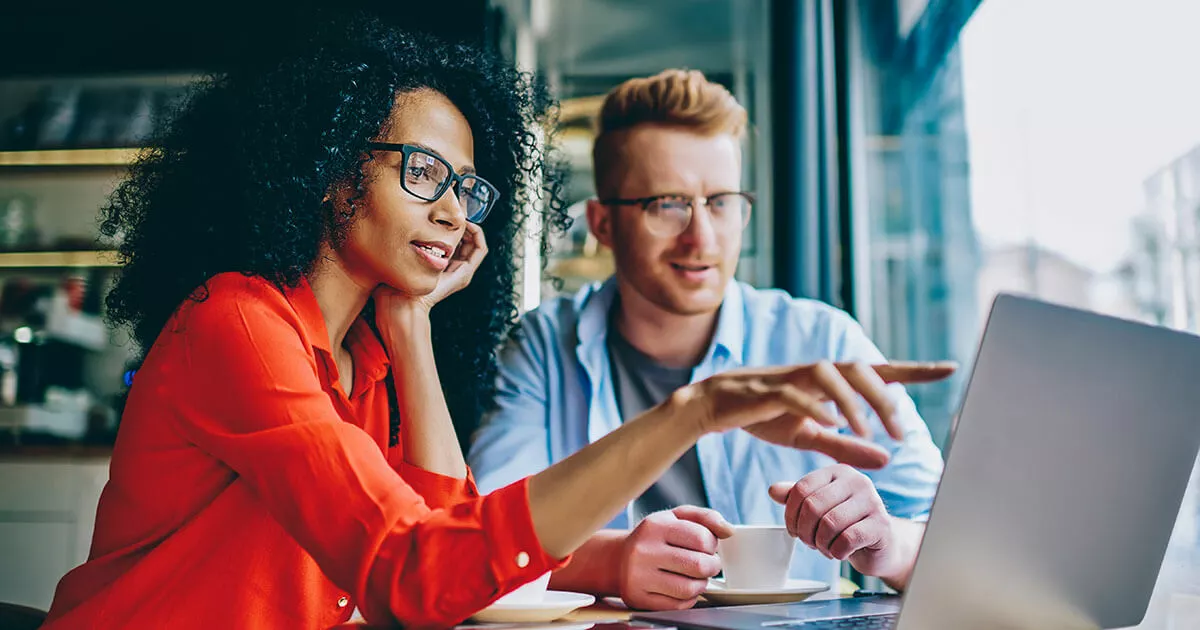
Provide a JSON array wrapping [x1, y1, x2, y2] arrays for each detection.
[[716, 525, 796, 589], [494, 571, 551, 605]]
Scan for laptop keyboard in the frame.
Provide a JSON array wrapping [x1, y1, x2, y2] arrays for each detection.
[[766, 615, 897, 628]]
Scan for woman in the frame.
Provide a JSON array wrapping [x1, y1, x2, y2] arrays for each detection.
[[43, 14, 951, 629]]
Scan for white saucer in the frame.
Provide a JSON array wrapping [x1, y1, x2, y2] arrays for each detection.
[[703, 578, 829, 606], [470, 591, 597, 623]]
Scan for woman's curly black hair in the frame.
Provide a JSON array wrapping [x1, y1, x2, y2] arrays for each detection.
[[101, 13, 569, 446]]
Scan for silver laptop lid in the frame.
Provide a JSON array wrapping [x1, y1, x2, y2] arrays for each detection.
[[897, 294, 1200, 630]]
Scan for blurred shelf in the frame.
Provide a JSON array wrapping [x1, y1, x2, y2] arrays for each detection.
[[0, 148, 141, 167], [0, 250, 118, 268], [548, 254, 613, 281]]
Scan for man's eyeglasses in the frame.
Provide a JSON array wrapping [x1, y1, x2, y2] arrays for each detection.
[[367, 142, 499, 224], [599, 192, 755, 237]]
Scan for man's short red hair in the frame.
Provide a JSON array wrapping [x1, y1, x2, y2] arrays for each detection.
[[592, 69, 747, 197]]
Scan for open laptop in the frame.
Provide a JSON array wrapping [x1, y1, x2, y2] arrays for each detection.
[[636, 294, 1200, 630]]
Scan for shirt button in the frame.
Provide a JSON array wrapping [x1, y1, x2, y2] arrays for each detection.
[[515, 551, 530, 568], [337, 596, 349, 608]]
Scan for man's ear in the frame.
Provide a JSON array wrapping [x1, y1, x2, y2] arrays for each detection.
[[586, 198, 615, 249]]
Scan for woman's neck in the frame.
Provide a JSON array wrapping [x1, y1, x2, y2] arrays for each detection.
[[308, 253, 373, 352]]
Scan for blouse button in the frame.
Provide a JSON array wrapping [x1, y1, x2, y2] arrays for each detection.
[[515, 551, 530, 568], [337, 596, 349, 608]]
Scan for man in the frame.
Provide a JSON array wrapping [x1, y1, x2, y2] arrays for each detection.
[[469, 69, 943, 611]]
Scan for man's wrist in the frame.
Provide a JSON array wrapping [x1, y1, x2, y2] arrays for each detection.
[[554, 529, 629, 596], [871, 516, 921, 590], [607, 529, 633, 594]]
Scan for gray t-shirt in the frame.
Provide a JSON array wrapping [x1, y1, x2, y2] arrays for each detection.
[[607, 325, 710, 522]]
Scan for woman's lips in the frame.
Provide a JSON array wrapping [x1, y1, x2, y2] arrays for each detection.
[[411, 241, 451, 271]]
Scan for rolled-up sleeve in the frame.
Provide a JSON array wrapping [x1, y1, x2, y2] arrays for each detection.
[[468, 318, 554, 493], [167, 285, 565, 627], [395, 460, 481, 509]]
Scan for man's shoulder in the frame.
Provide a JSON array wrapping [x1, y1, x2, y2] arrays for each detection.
[[515, 292, 582, 335], [505, 283, 605, 356], [519, 279, 613, 329], [521, 292, 580, 321]]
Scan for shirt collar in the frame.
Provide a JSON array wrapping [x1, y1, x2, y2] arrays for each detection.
[[346, 319, 391, 385], [710, 279, 746, 366], [283, 276, 332, 354], [575, 276, 747, 367], [576, 277, 619, 354], [283, 277, 390, 384]]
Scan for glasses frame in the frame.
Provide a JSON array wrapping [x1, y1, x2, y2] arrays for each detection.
[[366, 142, 499, 223], [599, 191, 756, 235]]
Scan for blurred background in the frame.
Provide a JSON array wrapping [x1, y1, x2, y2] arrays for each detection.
[[0, 0, 1197, 626]]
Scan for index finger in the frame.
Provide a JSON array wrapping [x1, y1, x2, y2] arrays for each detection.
[[840, 362, 902, 440], [663, 517, 723, 554], [672, 505, 735, 539], [457, 223, 487, 262], [804, 431, 891, 470], [869, 361, 957, 384]]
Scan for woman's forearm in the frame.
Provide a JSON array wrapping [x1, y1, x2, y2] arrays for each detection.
[[383, 308, 468, 479], [527, 390, 703, 558]]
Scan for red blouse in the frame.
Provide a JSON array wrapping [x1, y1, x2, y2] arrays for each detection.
[[42, 273, 565, 629]]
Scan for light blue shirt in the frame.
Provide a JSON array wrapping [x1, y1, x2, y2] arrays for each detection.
[[468, 278, 943, 585]]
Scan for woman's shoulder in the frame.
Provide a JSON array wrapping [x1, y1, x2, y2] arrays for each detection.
[[200, 272, 290, 304], [142, 273, 319, 381], [171, 272, 305, 339]]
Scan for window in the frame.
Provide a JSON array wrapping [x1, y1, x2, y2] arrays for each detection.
[[847, 1, 1200, 625]]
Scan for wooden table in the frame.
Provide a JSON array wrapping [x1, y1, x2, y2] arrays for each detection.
[[331, 591, 861, 629], [329, 601, 633, 629]]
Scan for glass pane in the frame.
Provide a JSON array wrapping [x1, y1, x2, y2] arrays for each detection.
[[851, 1, 1200, 626]]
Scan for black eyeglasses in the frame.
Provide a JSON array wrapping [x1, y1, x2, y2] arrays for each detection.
[[600, 192, 755, 237], [367, 142, 499, 223]]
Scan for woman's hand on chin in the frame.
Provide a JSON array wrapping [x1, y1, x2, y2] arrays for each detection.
[[375, 223, 488, 335]]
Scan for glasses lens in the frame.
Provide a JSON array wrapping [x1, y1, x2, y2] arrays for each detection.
[[459, 176, 497, 223], [710, 193, 752, 227], [403, 150, 450, 200], [645, 196, 692, 236]]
